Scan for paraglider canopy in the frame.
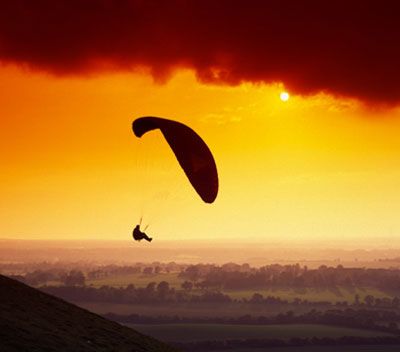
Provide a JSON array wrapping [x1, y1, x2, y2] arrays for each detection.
[[132, 116, 218, 203]]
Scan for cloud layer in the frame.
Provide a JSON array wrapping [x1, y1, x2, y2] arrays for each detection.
[[1, 0, 400, 103]]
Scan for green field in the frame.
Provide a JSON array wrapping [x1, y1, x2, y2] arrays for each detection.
[[126, 323, 393, 342], [77, 301, 321, 317]]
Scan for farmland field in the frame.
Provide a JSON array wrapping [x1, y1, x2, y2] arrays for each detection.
[[211, 346, 400, 352], [125, 323, 393, 342], [77, 301, 324, 317]]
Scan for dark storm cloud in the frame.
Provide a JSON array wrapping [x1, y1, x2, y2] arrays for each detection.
[[1, 0, 400, 103]]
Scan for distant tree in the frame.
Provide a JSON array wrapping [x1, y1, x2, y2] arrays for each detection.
[[25, 270, 55, 286], [354, 294, 360, 306], [181, 281, 193, 291], [286, 310, 294, 319], [143, 267, 153, 275], [180, 265, 200, 281], [157, 281, 170, 297], [364, 295, 374, 307], [250, 293, 264, 303], [63, 270, 85, 286], [126, 284, 135, 291], [380, 297, 392, 308], [241, 263, 251, 272], [154, 266, 161, 274], [146, 282, 156, 293], [293, 297, 302, 305]]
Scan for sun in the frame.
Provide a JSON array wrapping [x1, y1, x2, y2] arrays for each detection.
[[280, 91, 290, 102]]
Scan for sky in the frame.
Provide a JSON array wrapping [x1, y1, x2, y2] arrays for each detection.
[[2, 1, 400, 244]]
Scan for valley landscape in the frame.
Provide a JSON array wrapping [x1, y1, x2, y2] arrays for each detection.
[[3, 240, 400, 351]]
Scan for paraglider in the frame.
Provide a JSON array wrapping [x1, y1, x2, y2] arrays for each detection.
[[132, 116, 218, 203], [131, 116, 219, 242], [132, 224, 152, 242]]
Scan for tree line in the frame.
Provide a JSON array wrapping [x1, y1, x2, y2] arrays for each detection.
[[7, 262, 400, 294], [179, 263, 400, 291], [104, 308, 400, 333], [41, 281, 232, 304], [39, 281, 400, 309]]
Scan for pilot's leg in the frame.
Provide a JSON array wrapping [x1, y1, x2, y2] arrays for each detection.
[[143, 233, 153, 242]]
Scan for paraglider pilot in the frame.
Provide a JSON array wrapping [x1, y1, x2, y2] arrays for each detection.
[[131, 116, 219, 244], [133, 224, 152, 242]]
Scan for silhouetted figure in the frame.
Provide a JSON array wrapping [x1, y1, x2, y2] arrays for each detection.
[[133, 224, 152, 242]]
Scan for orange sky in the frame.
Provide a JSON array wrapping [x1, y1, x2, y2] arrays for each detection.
[[2, 65, 400, 244]]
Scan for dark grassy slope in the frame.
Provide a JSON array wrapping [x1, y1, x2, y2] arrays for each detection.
[[0, 275, 178, 352]]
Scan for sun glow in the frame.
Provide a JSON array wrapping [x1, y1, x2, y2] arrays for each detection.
[[280, 91, 290, 101]]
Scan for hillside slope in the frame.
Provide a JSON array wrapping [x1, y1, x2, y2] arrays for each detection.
[[0, 275, 178, 351]]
